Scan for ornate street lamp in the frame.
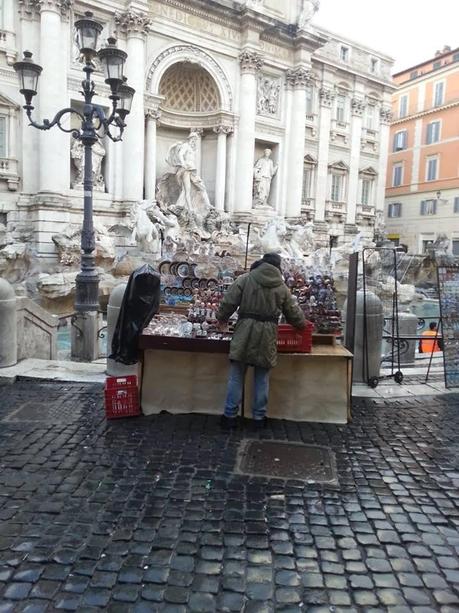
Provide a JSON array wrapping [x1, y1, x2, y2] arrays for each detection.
[[13, 12, 135, 313]]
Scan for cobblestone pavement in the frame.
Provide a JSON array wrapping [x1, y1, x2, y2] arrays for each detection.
[[0, 381, 459, 612]]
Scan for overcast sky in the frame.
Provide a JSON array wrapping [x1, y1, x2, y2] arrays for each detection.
[[315, 0, 459, 73]]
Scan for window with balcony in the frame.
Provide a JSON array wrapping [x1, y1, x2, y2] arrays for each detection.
[[330, 174, 343, 202], [399, 94, 408, 118], [392, 163, 403, 187], [420, 199, 437, 215], [335, 94, 347, 123], [340, 46, 349, 62], [426, 121, 441, 144], [365, 104, 376, 130], [426, 156, 439, 181], [433, 81, 445, 107], [388, 203, 402, 218], [393, 130, 408, 151]]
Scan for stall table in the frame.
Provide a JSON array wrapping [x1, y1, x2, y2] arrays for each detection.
[[139, 332, 352, 424]]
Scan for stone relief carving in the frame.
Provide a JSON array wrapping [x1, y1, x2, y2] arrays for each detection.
[[379, 107, 392, 124], [20, 0, 73, 17], [115, 9, 152, 35], [130, 200, 179, 256], [257, 75, 281, 116], [239, 49, 264, 73], [298, 0, 320, 30], [71, 137, 105, 192], [147, 45, 233, 111], [253, 149, 278, 208], [319, 87, 335, 107]]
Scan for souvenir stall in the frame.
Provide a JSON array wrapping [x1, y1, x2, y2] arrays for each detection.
[[138, 257, 353, 424]]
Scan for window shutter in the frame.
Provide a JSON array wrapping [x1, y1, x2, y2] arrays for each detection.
[[433, 200, 437, 214], [420, 200, 426, 215], [403, 131, 407, 148], [427, 123, 432, 144], [454, 197, 459, 213], [0, 117, 6, 158]]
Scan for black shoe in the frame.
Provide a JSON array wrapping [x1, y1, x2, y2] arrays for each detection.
[[220, 415, 238, 430], [252, 417, 267, 430]]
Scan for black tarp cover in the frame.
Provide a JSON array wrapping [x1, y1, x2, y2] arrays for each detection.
[[110, 264, 161, 365]]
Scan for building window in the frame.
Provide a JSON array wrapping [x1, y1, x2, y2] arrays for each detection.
[[302, 167, 314, 200], [340, 46, 349, 62], [453, 239, 459, 256], [422, 239, 435, 253], [370, 58, 379, 73], [388, 202, 402, 218], [433, 60, 442, 70], [420, 199, 437, 215], [410, 70, 418, 79], [426, 121, 441, 144], [426, 156, 439, 181], [0, 116, 6, 158], [454, 52, 459, 63], [329, 235, 339, 248], [392, 163, 403, 187], [335, 94, 347, 123], [454, 197, 459, 213], [305, 85, 314, 117], [365, 104, 376, 130], [433, 81, 445, 107], [399, 94, 408, 118], [361, 179, 373, 205], [393, 130, 407, 151], [330, 174, 343, 201]]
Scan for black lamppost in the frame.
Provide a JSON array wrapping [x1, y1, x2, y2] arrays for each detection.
[[13, 12, 135, 312]]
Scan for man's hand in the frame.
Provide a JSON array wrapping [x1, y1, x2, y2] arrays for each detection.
[[217, 321, 228, 333]]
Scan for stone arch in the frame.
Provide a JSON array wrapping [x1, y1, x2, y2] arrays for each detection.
[[146, 44, 233, 111]]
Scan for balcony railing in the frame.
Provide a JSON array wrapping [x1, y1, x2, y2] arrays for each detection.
[[0, 158, 19, 191], [357, 203, 375, 216]]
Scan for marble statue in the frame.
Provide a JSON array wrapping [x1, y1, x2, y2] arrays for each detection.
[[71, 137, 105, 191], [166, 131, 211, 212], [298, 0, 320, 30], [286, 221, 315, 259], [253, 149, 278, 208], [255, 217, 289, 256], [130, 199, 180, 256]]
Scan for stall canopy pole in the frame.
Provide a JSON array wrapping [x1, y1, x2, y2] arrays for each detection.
[[244, 223, 252, 271]]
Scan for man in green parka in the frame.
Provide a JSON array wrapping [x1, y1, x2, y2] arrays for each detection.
[[216, 253, 305, 429]]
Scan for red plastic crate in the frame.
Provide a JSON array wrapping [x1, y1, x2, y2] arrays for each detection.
[[277, 322, 313, 353], [105, 375, 140, 419]]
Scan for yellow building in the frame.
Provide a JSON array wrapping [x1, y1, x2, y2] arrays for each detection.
[[385, 46, 459, 254]]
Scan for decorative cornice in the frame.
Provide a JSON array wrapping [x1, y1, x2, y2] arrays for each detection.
[[351, 97, 366, 117], [115, 9, 152, 36], [319, 87, 335, 107], [239, 49, 264, 73], [379, 106, 392, 124], [286, 66, 313, 88]]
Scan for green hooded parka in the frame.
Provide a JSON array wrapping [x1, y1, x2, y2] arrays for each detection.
[[216, 262, 306, 369]]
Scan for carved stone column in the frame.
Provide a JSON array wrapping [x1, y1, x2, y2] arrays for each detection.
[[144, 109, 161, 200], [347, 97, 366, 225], [116, 9, 152, 202], [285, 66, 313, 218], [38, 0, 73, 194], [213, 125, 232, 211], [234, 49, 263, 213], [315, 85, 335, 222], [376, 106, 392, 215]]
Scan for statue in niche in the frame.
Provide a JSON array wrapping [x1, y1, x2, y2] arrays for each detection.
[[298, 0, 320, 30], [71, 137, 105, 191], [253, 148, 278, 208], [257, 76, 280, 116], [165, 131, 211, 213]]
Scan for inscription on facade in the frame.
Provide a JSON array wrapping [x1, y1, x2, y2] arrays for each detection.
[[151, 4, 241, 43]]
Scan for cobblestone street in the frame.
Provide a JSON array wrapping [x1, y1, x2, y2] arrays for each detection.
[[0, 381, 459, 611]]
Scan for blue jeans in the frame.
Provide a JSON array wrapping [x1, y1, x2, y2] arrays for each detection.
[[224, 361, 270, 420]]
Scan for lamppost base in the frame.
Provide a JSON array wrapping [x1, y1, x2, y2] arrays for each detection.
[[70, 310, 102, 362]]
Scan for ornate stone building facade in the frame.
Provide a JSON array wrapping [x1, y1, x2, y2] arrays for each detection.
[[1, 0, 394, 270]]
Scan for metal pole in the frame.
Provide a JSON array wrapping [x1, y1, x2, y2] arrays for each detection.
[[244, 223, 252, 271], [75, 64, 99, 312]]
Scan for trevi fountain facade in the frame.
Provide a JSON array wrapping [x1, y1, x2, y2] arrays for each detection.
[[0, 0, 395, 312]]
